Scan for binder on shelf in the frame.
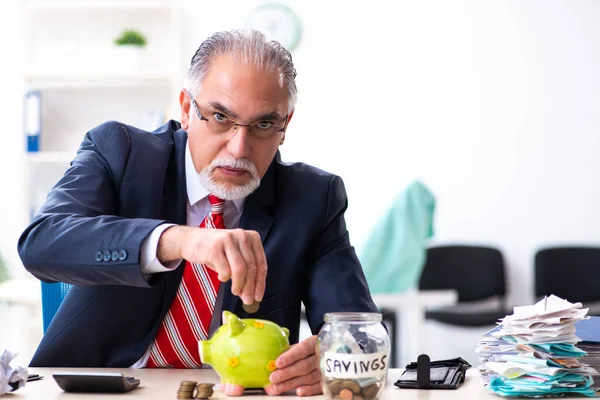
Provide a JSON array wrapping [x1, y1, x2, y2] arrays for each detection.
[[24, 90, 42, 152], [575, 316, 600, 389], [575, 316, 600, 343]]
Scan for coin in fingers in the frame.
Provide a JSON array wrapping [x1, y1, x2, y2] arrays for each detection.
[[242, 300, 260, 314]]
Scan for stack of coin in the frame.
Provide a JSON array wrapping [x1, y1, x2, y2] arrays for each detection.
[[194, 383, 214, 399], [323, 377, 382, 400], [177, 381, 197, 399]]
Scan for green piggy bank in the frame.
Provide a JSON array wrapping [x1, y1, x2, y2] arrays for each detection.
[[199, 311, 290, 396]]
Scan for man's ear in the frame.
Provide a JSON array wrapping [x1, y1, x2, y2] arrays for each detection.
[[179, 89, 191, 130], [280, 109, 295, 145]]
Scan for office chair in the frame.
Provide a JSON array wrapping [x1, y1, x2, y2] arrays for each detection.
[[41, 281, 71, 333], [419, 245, 508, 326], [535, 247, 600, 314]]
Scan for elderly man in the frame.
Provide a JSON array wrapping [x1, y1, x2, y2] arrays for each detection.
[[18, 29, 377, 396]]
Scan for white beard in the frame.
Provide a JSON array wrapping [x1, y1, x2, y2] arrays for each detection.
[[198, 155, 261, 200]]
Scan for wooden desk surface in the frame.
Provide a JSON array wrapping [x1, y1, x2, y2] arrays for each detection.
[[13, 368, 501, 399]]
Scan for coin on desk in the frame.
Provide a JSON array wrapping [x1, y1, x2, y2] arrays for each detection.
[[195, 383, 214, 398], [177, 381, 198, 399], [242, 300, 260, 314]]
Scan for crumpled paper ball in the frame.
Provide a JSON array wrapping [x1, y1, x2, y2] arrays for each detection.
[[0, 349, 28, 395]]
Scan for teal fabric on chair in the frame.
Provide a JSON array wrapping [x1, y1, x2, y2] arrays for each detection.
[[41, 281, 71, 333], [358, 180, 436, 293]]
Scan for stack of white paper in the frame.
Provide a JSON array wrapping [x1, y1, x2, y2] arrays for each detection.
[[496, 295, 588, 344], [476, 295, 597, 397]]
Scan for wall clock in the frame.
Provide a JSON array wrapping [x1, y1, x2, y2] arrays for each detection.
[[246, 3, 302, 52]]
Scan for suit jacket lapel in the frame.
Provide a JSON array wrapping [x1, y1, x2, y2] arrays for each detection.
[[161, 128, 188, 225], [219, 153, 277, 319]]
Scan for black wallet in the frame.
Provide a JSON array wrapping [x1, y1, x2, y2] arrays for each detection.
[[395, 354, 471, 390]]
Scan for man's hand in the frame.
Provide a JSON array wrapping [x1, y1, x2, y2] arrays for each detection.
[[268, 336, 322, 396], [157, 226, 267, 304]]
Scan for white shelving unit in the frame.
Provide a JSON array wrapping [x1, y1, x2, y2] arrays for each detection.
[[22, 0, 184, 219], [25, 73, 173, 89], [25, 0, 174, 11]]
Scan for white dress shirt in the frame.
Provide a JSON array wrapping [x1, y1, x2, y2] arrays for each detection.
[[132, 143, 246, 368]]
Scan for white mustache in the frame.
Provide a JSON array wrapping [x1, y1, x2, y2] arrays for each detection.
[[207, 156, 258, 179]]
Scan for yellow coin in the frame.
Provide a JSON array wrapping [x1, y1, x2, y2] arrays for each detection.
[[243, 300, 260, 314]]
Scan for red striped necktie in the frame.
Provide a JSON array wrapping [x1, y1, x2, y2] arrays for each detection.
[[147, 194, 225, 368]]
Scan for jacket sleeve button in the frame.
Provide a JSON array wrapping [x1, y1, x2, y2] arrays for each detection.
[[94, 251, 103, 262], [111, 250, 119, 261], [103, 251, 111, 262], [119, 249, 128, 261]]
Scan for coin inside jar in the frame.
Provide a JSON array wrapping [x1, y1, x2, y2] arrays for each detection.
[[361, 383, 380, 399], [242, 300, 260, 314], [328, 379, 344, 395], [340, 380, 361, 395], [339, 388, 354, 400]]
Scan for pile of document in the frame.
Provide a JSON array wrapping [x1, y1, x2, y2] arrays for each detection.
[[476, 295, 598, 397]]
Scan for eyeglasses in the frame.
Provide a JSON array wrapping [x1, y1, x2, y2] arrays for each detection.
[[187, 90, 289, 140]]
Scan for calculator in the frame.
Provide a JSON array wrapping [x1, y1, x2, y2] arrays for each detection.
[[53, 372, 140, 393]]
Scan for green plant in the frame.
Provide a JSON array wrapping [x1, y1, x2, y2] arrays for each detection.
[[0, 252, 9, 283], [114, 29, 147, 47]]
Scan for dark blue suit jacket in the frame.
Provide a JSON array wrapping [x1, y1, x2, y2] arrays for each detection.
[[18, 120, 377, 367]]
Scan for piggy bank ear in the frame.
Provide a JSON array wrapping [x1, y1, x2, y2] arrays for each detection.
[[222, 310, 233, 324], [283, 328, 290, 337], [223, 311, 244, 337]]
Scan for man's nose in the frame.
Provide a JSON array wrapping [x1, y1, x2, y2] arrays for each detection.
[[226, 126, 251, 159]]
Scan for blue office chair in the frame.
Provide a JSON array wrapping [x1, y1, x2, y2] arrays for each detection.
[[41, 281, 71, 333]]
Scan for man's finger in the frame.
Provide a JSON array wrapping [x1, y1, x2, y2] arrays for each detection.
[[238, 238, 256, 305], [210, 245, 231, 282], [270, 354, 318, 384], [268, 368, 321, 395], [296, 382, 323, 397], [224, 239, 247, 296], [250, 233, 268, 302], [276, 336, 317, 369]]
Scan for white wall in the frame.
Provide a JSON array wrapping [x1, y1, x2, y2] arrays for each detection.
[[0, 0, 26, 278], [1, 0, 600, 309], [181, 0, 600, 307]]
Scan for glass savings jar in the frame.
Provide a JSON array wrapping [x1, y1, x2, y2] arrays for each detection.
[[317, 313, 390, 400]]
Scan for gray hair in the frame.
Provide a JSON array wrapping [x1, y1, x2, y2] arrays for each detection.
[[187, 29, 298, 110]]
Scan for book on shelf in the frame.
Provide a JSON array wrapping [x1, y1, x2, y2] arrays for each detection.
[[24, 90, 42, 152]]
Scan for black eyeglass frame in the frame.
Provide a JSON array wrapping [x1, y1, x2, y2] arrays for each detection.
[[186, 90, 289, 136]]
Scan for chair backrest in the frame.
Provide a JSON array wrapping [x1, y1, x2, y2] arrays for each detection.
[[535, 247, 600, 303], [418, 245, 506, 302], [41, 281, 72, 333]]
